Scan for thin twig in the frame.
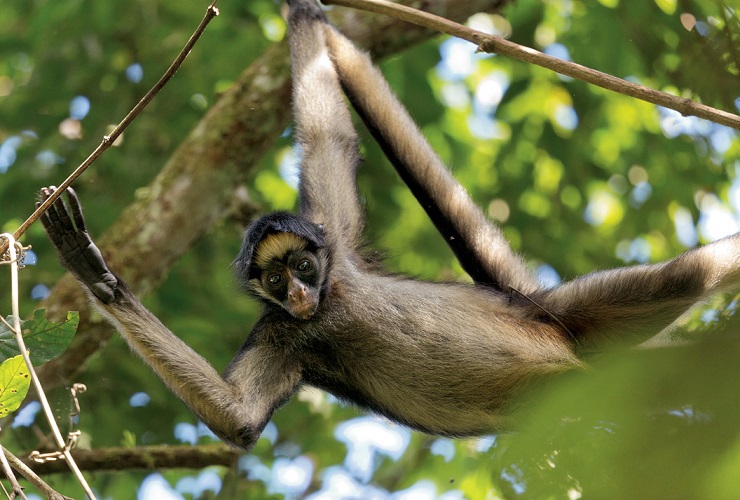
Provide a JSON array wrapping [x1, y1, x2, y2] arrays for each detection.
[[3, 448, 71, 500], [0, 0, 220, 257], [324, 0, 740, 129], [26, 385, 87, 471], [0, 446, 28, 500], [1, 233, 96, 499]]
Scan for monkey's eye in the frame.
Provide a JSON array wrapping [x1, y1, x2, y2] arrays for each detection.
[[297, 259, 312, 272], [267, 274, 282, 286]]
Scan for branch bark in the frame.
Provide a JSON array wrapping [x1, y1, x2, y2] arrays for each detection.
[[325, 0, 740, 129], [34, 0, 511, 393], [4, 448, 72, 500], [19, 444, 241, 475]]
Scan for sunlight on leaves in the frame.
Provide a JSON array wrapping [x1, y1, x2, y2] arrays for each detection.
[[597, 0, 619, 9], [0, 355, 31, 418], [254, 168, 298, 210], [584, 186, 625, 227], [259, 13, 286, 42], [519, 190, 552, 218], [534, 152, 564, 194], [654, 0, 677, 15]]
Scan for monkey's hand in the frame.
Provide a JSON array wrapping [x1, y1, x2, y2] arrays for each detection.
[[38, 186, 118, 304]]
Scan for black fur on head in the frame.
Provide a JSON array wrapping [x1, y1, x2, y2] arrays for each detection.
[[233, 211, 326, 285]]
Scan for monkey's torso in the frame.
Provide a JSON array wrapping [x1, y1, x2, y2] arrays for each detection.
[[247, 260, 580, 436]]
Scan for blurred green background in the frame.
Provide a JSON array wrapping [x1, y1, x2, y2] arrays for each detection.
[[1, 0, 739, 497]]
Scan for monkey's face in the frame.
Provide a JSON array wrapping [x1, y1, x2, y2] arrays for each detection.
[[259, 249, 322, 319], [247, 231, 327, 319]]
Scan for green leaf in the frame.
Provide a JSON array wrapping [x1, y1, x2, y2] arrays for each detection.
[[0, 355, 31, 417], [654, 0, 676, 15], [0, 309, 79, 366]]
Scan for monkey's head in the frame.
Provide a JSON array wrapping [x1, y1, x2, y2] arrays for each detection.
[[234, 212, 328, 320]]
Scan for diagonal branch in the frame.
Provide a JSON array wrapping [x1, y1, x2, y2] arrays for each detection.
[[0, 1, 221, 258], [325, 0, 740, 129], [3, 448, 72, 500]]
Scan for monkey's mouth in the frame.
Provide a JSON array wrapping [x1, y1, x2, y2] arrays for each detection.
[[287, 300, 318, 320]]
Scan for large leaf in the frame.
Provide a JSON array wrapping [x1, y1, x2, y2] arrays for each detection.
[[0, 309, 79, 366], [0, 354, 31, 418]]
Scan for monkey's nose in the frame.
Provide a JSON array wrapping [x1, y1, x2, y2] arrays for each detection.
[[288, 284, 307, 301]]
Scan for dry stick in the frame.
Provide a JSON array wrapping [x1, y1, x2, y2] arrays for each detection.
[[2, 233, 95, 499], [324, 0, 740, 130], [3, 448, 71, 500], [0, 446, 28, 500], [22, 444, 242, 474], [0, 0, 220, 257]]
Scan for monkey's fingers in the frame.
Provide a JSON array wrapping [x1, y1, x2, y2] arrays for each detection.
[[54, 190, 76, 233], [66, 187, 88, 232], [37, 205, 59, 248], [38, 187, 65, 248], [40, 186, 67, 232], [39, 186, 86, 236]]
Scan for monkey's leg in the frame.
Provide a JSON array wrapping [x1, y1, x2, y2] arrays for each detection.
[[288, 0, 365, 252], [38, 187, 300, 449], [535, 233, 740, 351], [324, 27, 539, 294]]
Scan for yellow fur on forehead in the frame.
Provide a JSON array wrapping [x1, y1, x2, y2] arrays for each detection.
[[254, 233, 308, 268]]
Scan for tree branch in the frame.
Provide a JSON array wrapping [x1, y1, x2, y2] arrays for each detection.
[[0, 445, 29, 500], [0, 1, 221, 258], [19, 444, 241, 475], [325, 0, 740, 129], [3, 448, 71, 500]]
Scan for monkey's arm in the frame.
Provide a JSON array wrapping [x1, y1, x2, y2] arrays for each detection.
[[38, 187, 301, 449], [323, 27, 539, 293], [289, 0, 364, 251], [535, 234, 740, 351]]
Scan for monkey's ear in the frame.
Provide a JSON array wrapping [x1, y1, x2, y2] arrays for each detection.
[[233, 212, 325, 286]]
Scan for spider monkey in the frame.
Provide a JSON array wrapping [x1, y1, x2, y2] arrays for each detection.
[[39, 0, 740, 450]]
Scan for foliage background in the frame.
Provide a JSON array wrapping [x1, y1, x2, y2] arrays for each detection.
[[0, 0, 739, 497]]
